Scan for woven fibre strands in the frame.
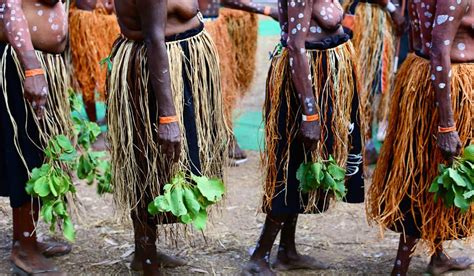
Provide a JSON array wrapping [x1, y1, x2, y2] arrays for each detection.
[[352, 2, 395, 139], [205, 17, 239, 128], [367, 54, 473, 254], [69, 7, 120, 107], [219, 8, 258, 95], [107, 31, 229, 219], [262, 42, 357, 213]]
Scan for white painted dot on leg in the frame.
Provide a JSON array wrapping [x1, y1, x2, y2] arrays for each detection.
[[145, 259, 151, 265], [23, 232, 30, 237]]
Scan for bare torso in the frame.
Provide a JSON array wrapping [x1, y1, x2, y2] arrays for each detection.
[[280, 0, 345, 44], [409, 0, 474, 62], [0, 0, 67, 53], [114, 0, 200, 40]]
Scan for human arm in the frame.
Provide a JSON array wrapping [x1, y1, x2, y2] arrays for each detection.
[[75, 0, 97, 11], [221, 0, 279, 21], [137, 0, 180, 161], [0, 0, 48, 118], [430, 0, 467, 160], [284, 0, 320, 150]]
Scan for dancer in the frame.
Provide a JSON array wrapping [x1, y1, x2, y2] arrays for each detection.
[[200, 0, 278, 164], [108, 0, 229, 275], [243, 0, 364, 274], [0, 0, 72, 274], [347, 0, 405, 164], [69, 0, 119, 122], [367, 0, 473, 275]]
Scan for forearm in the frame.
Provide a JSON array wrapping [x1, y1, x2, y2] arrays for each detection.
[[221, 0, 275, 16], [288, 45, 316, 115], [145, 39, 176, 117], [0, 1, 41, 70], [430, 47, 454, 127]]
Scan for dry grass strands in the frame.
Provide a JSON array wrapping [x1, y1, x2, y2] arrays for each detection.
[[107, 30, 230, 223], [352, 3, 395, 140], [219, 8, 258, 95], [205, 17, 240, 128], [367, 54, 473, 254], [262, 42, 357, 213], [0, 46, 73, 173], [69, 6, 120, 110]]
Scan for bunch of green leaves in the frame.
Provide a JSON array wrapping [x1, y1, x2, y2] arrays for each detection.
[[25, 92, 113, 241], [296, 155, 347, 200], [429, 145, 474, 213], [26, 135, 77, 241], [148, 172, 225, 231]]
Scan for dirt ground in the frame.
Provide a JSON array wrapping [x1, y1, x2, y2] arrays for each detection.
[[1, 30, 473, 276]]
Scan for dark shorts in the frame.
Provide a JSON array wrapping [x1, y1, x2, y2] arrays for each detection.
[[0, 43, 43, 208]]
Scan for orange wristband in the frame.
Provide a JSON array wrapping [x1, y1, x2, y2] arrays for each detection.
[[159, 116, 178, 124], [25, 68, 45, 78], [302, 114, 319, 122], [263, 6, 272, 16], [438, 125, 456, 133]]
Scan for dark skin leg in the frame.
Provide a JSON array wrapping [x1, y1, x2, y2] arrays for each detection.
[[242, 214, 287, 276], [11, 201, 60, 274], [85, 101, 97, 123], [391, 234, 418, 276], [274, 214, 328, 271]]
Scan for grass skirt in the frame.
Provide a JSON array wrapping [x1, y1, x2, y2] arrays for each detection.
[[352, 2, 395, 138], [69, 6, 120, 117], [219, 8, 258, 95], [262, 39, 364, 214], [204, 17, 239, 128], [107, 27, 229, 220], [367, 54, 473, 253]]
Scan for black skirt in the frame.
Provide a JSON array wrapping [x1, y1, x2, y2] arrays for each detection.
[[0, 43, 43, 208]]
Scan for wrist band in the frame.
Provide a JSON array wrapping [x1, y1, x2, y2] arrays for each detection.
[[25, 68, 45, 78], [438, 125, 456, 133], [302, 114, 319, 122], [159, 116, 178, 124], [385, 2, 397, 13], [263, 6, 272, 16]]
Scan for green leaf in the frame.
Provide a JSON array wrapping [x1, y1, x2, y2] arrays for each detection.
[[56, 135, 74, 153], [49, 177, 58, 197], [463, 190, 474, 200], [180, 214, 193, 224], [193, 174, 225, 203], [462, 145, 474, 162], [169, 187, 187, 217], [429, 178, 440, 193], [34, 176, 50, 197], [454, 194, 470, 212], [310, 163, 323, 183], [54, 201, 66, 217], [448, 168, 467, 187], [323, 171, 336, 190], [41, 202, 54, 224], [193, 209, 208, 231], [327, 164, 346, 181], [183, 187, 201, 215], [63, 217, 75, 242]]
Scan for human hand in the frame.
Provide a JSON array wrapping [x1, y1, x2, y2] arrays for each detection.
[[299, 120, 321, 152], [157, 122, 181, 163], [390, 10, 407, 36], [23, 75, 48, 119], [437, 131, 462, 162]]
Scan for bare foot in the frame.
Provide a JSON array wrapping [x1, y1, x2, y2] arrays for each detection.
[[242, 259, 275, 276], [11, 241, 63, 275], [427, 253, 473, 275], [273, 254, 329, 271], [130, 251, 186, 271], [228, 138, 247, 165], [37, 240, 72, 258]]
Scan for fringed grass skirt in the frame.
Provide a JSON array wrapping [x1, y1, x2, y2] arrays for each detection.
[[219, 8, 258, 95], [69, 6, 120, 118], [205, 17, 239, 128], [0, 43, 71, 207], [367, 54, 473, 253], [107, 25, 229, 220], [352, 2, 395, 138], [262, 36, 364, 215]]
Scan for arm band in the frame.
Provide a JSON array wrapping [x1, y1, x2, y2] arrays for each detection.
[[159, 116, 179, 124], [302, 114, 319, 122], [25, 68, 45, 78], [438, 125, 456, 134]]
